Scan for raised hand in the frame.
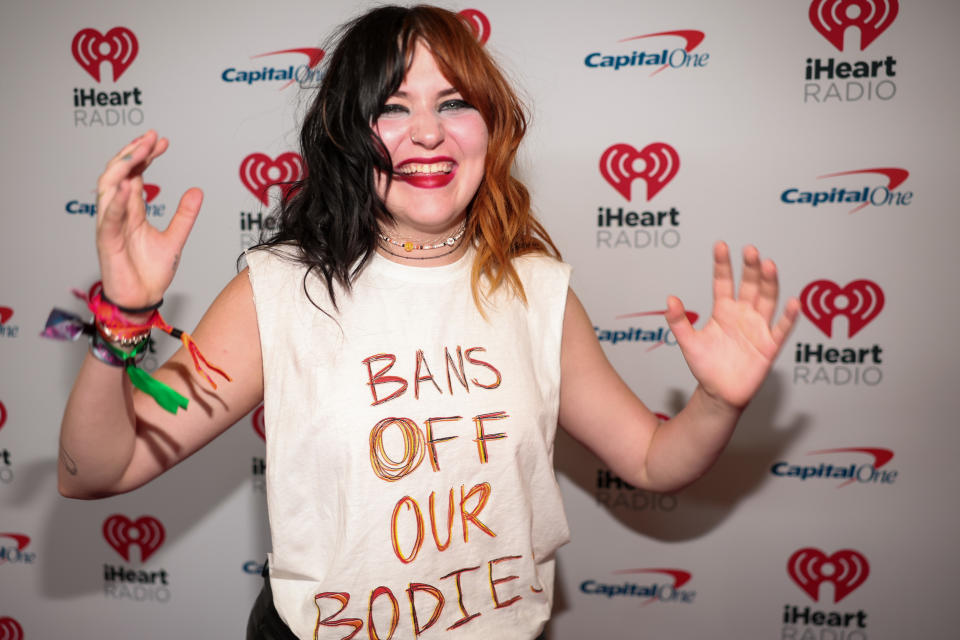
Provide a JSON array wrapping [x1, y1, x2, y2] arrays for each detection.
[[664, 242, 800, 410], [96, 130, 203, 309]]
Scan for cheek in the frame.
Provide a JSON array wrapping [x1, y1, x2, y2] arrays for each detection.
[[449, 118, 489, 162], [373, 121, 404, 160]]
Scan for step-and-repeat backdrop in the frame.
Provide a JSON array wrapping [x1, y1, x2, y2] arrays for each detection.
[[2, 0, 958, 638]]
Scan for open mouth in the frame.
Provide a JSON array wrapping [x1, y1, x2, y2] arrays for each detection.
[[393, 158, 457, 188], [395, 161, 454, 176]]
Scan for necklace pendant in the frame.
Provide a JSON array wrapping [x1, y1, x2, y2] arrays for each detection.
[[403, 241, 414, 252]]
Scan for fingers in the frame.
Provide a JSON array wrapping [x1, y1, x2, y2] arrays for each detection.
[[97, 131, 169, 232], [712, 241, 735, 301], [164, 188, 204, 251], [664, 295, 695, 349], [771, 296, 801, 348], [755, 257, 779, 324], [737, 245, 762, 305], [717, 241, 790, 331]]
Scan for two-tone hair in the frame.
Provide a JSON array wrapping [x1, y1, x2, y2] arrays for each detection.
[[255, 4, 560, 310]]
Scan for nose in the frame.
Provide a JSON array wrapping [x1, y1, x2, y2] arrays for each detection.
[[410, 110, 444, 148]]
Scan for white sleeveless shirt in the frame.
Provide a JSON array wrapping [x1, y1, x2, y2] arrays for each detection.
[[246, 246, 571, 639]]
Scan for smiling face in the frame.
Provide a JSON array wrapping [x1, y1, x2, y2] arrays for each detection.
[[373, 42, 489, 242]]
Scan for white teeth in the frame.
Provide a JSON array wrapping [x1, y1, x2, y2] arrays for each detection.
[[396, 162, 453, 175]]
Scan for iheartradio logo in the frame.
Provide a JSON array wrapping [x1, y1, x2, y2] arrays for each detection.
[[458, 9, 491, 44], [103, 515, 165, 563], [809, 0, 898, 51], [0, 617, 23, 640], [252, 404, 265, 441], [788, 548, 869, 603], [0, 401, 6, 431], [240, 152, 304, 207], [600, 143, 679, 201], [800, 280, 884, 338], [71, 27, 139, 82]]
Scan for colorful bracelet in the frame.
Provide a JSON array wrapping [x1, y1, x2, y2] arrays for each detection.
[[97, 320, 151, 348], [78, 282, 231, 392], [99, 290, 164, 315], [89, 330, 148, 367], [93, 331, 189, 414], [41, 282, 231, 416]]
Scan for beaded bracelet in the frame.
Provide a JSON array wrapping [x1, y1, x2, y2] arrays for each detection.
[[97, 320, 151, 348], [90, 330, 147, 367]]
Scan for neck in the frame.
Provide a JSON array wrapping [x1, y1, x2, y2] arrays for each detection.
[[376, 221, 469, 266]]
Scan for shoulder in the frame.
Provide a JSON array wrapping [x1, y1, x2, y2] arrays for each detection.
[[511, 251, 572, 292], [244, 242, 304, 273]]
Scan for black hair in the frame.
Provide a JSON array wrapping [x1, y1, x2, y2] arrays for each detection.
[[250, 6, 415, 308]]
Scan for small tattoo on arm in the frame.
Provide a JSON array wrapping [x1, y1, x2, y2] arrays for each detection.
[[59, 446, 78, 476], [172, 253, 180, 273]]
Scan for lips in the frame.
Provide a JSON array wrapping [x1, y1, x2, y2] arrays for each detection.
[[394, 157, 456, 188]]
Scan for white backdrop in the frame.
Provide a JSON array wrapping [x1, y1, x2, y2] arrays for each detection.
[[2, 0, 959, 638]]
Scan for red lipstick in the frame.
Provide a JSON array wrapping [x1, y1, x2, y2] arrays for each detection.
[[394, 157, 457, 188]]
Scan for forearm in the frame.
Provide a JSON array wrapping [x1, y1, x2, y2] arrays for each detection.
[[636, 384, 742, 492], [58, 351, 140, 498]]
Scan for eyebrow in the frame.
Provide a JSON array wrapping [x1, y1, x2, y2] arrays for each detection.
[[391, 87, 460, 99]]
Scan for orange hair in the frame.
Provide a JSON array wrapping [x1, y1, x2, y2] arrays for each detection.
[[400, 6, 561, 308]]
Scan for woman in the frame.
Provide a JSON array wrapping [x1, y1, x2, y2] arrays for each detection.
[[59, 5, 798, 639]]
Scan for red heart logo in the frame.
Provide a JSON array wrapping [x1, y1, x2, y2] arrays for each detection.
[[800, 279, 884, 338], [71, 27, 139, 82], [143, 184, 160, 203], [809, 0, 899, 52], [0, 401, 6, 431], [252, 404, 265, 441], [788, 548, 869, 602], [599, 142, 679, 201], [239, 152, 305, 207], [458, 9, 491, 45], [0, 617, 24, 640], [0, 308, 12, 325], [102, 514, 165, 563]]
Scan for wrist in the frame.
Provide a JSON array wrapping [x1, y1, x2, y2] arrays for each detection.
[[692, 384, 744, 418]]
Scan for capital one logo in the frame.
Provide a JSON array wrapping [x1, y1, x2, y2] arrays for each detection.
[[143, 184, 160, 202], [788, 548, 869, 602], [71, 27, 139, 82], [800, 280, 884, 338], [600, 143, 680, 201], [0, 617, 23, 640], [102, 514, 165, 563], [621, 30, 705, 76], [239, 152, 304, 206], [809, 0, 898, 51], [458, 9, 491, 44], [809, 447, 894, 487], [612, 567, 693, 605], [0, 533, 30, 565], [252, 404, 265, 441]]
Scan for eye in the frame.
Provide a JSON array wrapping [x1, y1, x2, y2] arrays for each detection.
[[439, 98, 474, 112], [378, 103, 408, 117]]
